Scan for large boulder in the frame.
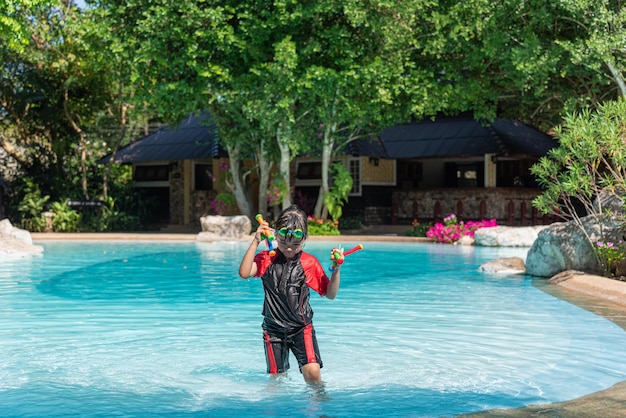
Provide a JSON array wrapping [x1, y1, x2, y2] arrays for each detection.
[[474, 226, 547, 247], [197, 215, 252, 241], [0, 219, 43, 260], [525, 215, 623, 277]]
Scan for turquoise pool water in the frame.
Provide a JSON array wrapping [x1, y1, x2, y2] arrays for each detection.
[[1, 240, 625, 417]]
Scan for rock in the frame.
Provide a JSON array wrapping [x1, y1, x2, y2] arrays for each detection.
[[0, 219, 43, 260], [549, 270, 626, 307], [474, 225, 547, 247], [197, 215, 252, 241], [547, 269, 586, 284], [525, 215, 623, 277], [478, 257, 526, 274], [456, 235, 475, 245]]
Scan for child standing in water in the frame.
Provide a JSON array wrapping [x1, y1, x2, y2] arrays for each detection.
[[238, 204, 343, 383]]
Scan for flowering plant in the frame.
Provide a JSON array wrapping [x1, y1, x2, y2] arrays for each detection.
[[268, 176, 288, 207], [443, 213, 457, 226], [426, 214, 497, 243], [210, 192, 236, 215], [307, 216, 340, 236], [406, 219, 432, 237], [596, 241, 625, 277]]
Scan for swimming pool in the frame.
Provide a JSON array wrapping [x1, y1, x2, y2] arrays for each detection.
[[1, 240, 625, 417]]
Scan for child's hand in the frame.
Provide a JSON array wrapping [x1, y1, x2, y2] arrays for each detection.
[[256, 224, 273, 242], [330, 247, 344, 271]]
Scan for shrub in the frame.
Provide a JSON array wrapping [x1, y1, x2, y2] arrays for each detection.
[[339, 216, 363, 230], [406, 219, 432, 237], [211, 192, 237, 215], [426, 213, 497, 243], [531, 99, 626, 276], [50, 201, 82, 232], [596, 241, 626, 277], [307, 216, 340, 236]]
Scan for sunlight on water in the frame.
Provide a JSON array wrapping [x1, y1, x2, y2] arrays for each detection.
[[0, 241, 625, 417]]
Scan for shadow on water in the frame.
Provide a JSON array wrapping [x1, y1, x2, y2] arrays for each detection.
[[36, 250, 245, 301]]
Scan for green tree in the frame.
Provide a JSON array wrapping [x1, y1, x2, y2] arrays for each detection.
[[1, 0, 151, 229], [531, 99, 626, 273], [414, 0, 626, 130]]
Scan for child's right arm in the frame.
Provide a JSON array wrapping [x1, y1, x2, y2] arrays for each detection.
[[238, 225, 265, 278]]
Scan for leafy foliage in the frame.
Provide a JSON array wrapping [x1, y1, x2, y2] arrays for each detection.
[[596, 240, 626, 277], [16, 178, 50, 232], [531, 99, 626, 275], [307, 216, 340, 236], [49, 201, 81, 232], [5, 0, 626, 232], [323, 163, 353, 222]]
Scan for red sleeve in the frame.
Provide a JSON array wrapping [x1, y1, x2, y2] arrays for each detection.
[[253, 251, 274, 277], [300, 252, 330, 296]]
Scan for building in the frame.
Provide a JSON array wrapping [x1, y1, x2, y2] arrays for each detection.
[[103, 112, 557, 229]]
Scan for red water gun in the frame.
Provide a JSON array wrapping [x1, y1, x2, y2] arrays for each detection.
[[255, 214, 276, 256], [329, 244, 363, 272]]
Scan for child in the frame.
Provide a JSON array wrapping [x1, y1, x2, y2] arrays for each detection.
[[238, 204, 343, 383]]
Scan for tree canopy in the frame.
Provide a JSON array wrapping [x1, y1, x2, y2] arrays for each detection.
[[2, 0, 626, 228]]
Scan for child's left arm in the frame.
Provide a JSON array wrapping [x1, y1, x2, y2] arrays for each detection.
[[325, 268, 341, 299], [325, 247, 343, 299]]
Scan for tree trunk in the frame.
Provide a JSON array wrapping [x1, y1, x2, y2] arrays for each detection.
[[226, 144, 253, 219], [63, 89, 89, 200], [314, 123, 335, 218], [102, 103, 130, 199], [607, 60, 626, 97], [276, 124, 292, 209], [255, 138, 272, 218]]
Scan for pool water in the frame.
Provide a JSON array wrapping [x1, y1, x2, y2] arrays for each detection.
[[1, 240, 625, 417]]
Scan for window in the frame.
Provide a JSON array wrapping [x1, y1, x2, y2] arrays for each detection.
[[348, 158, 361, 196], [194, 163, 213, 191], [444, 162, 484, 187], [397, 161, 422, 188], [133, 165, 169, 182], [295, 159, 361, 195], [296, 162, 322, 180]]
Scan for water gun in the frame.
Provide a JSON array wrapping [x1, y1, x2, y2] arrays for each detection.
[[255, 214, 276, 256], [329, 244, 363, 272]]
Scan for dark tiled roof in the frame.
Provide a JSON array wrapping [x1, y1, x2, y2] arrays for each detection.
[[345, 137, 388, 158], [101, 113, 226, 164], [379, 115, 556, 159], [102, 113, 555, 164]]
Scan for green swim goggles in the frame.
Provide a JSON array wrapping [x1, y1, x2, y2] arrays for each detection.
[[277, 227, 305, 240]]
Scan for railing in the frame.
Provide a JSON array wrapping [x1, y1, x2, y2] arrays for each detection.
[[391, 188, 556, 226]]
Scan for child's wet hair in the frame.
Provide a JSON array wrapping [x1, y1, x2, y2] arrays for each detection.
[[275, 204, 308, 237]]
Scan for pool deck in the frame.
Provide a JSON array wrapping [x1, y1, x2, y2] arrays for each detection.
[[31, 231, 626, 417]]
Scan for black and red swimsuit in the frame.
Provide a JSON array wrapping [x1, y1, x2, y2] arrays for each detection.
[[254, 249, 329, 333], [253, 249, 330, 372]]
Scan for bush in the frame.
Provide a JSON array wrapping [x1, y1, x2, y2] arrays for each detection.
[[405, 219, 432, 237], [531, 99, 626, 277], [339, 216, 363, 230], [425, 214, 497, 243], [307, 216, 340, 236], [596, 241, 626, 278], [50, 201, 82, 232]]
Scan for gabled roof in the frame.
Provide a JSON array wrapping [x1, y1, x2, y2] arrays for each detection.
[[102, 112, 556, 164], [101, 112, 226, 164], [344, 137, 388, 158], [379, 115, 556, 159]]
